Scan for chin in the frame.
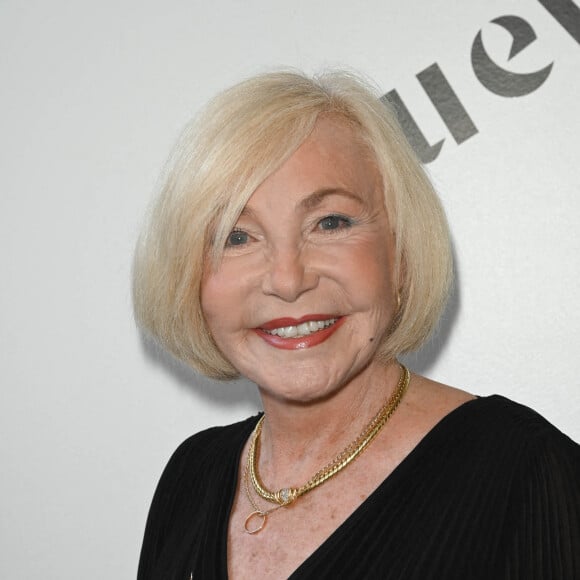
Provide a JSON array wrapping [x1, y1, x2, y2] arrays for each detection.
[[253, 364, 347, 406]]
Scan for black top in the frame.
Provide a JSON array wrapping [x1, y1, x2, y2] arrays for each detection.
[[138, 396, 580, 579]]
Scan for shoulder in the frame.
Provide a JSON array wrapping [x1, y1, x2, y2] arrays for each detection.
[[483, 395, 580, 481], [457, 394, 578, 447], [160, 413, 261, 481], [469, 397, 580, 575], [439, 395, 580, 506], [137, 414, 261, 579], [406, 384, 580, 482], [409, 372, 577, 451], [146, 413, 262, 531], [433, 393, 578, 455]]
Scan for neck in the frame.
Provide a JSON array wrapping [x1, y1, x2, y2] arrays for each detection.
[[254, 359, 403, 489]]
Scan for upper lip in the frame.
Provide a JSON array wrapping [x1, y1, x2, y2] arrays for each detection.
[[258, 314, 341, 331]]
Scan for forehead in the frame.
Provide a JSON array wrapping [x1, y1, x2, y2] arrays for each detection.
[[243, 117, 383, 214]]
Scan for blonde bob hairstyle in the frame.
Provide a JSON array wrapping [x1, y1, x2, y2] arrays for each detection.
[[133, 70, 453, 379]]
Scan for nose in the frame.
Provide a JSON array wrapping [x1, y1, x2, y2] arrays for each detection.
[[261, 244, 319, 302]]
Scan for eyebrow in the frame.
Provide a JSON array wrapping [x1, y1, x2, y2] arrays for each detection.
[[299, 187, 364, 210], [239, 205, 256, 218], [238, 187, 364, 218]]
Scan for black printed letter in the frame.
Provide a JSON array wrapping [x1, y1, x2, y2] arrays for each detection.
[[472, 15, 553, 97], [538, 0, 580, 44], [381, 90, 444, 164]]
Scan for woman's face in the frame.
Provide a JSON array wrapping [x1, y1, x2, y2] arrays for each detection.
[[201, 118, 397, 404]]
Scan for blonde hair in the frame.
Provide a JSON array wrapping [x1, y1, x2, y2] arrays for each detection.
[[133, 70, 453, 379]]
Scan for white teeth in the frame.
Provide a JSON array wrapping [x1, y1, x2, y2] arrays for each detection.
[[266, 318, 337, 338], [297, 322, 310, 335]]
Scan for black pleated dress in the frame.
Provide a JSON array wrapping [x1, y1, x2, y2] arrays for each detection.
[[137, 396, 580, 579]]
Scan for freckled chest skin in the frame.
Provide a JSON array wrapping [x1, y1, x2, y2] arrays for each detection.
[[224, 375, 476, 580], [200, 119, 397, 406]]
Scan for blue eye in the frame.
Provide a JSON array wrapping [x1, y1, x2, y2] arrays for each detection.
[[318, 215, 353, 231], [226, 230, 249, 246]]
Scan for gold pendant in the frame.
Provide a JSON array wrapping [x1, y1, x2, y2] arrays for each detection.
[[244, 510, 267, 534]]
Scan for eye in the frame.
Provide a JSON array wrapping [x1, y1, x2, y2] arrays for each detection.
[[317, 214, 353, 231], [226, 229, 249, 247]]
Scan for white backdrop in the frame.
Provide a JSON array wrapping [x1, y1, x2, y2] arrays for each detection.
[[1, 1, 579, 578]]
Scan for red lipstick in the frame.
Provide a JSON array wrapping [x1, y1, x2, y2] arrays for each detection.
[[254, 315, 345, 350], [259, 314, 337, 331]]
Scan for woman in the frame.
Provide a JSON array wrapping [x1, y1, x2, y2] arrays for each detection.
[[134, 71, 580, 579]]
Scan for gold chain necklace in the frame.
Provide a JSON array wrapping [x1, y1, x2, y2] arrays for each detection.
[[243, 463, 285, 534], [243, 364, 410, 533]]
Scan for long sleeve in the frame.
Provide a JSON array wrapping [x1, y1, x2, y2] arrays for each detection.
[[137, 417, 258, 580], [137, 437, 194, 580], [498, 412, 580, 579]]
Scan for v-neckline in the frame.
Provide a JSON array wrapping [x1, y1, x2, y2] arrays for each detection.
[[221, 395, 493, 579]]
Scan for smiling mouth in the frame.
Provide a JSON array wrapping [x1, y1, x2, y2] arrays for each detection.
[[262, 318, 338, 339]]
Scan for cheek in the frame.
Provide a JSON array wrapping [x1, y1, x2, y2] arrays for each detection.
[[343, 247, 396, 330], [343, 240, 394, 294], [200, 273, 231, 334], [200, 284, 238, 361], [201, 265, 256, 339]]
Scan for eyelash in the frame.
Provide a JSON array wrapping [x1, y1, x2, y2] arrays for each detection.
[[225, 214, 355, 248], [317, 214, 355, 231], [225, 228, 249, 247]]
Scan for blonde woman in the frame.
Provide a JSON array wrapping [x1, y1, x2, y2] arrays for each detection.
[[134, 71, 580, 579]]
